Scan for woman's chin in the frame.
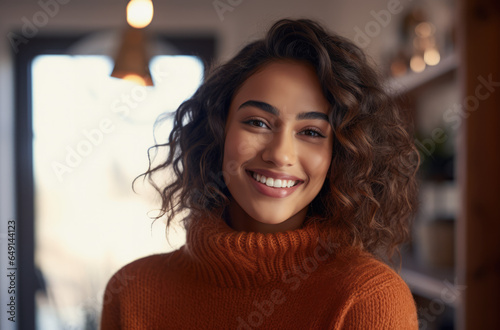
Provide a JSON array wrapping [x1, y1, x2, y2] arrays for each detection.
[[245, 208, 308, 232], [243, 207, 294, 224], [227, 199, 309, 232]]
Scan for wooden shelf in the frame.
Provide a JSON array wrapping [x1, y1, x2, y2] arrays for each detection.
[[386, 53, 458, 95], [386, 52, 461, 311]]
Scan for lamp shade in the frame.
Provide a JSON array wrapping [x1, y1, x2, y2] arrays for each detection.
[[111, 27, 154, 86]]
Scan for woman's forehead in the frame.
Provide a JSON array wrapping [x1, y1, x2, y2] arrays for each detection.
[[230, 60, 330, 116]]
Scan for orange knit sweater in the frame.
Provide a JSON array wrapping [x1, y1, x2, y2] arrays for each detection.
[[100, 217, 418, 329]]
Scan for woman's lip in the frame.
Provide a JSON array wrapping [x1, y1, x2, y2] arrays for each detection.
[[246, 171, 302, 198], [246, 169, 303, 182]]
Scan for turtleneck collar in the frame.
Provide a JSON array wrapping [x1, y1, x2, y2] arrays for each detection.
[[177, 216, 347, 288]]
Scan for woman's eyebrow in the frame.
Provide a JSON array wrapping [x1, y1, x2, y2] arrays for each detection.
[[238, 100, 279, 116], [238, 100, 329, 122], [296, 111, 329, 122]]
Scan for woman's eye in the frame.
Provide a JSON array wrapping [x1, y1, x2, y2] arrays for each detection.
[[244, 119, 269, 129], [300, 129, 325, 138]]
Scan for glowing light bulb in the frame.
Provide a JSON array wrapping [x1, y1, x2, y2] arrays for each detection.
[[424, 48, 441, 66], [410, 55, 426, 73], [127, 0, 154, 29], [123, 74, 147, 86]]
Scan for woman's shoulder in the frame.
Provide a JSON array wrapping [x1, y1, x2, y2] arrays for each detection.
[[324, 247, 412, 296], [320, 249, 418, 328], [103, 250, 182, 292], [100, 251, 185, 328], [118, 252, 176, 273]]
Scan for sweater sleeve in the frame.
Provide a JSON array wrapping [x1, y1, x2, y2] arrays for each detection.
[[99, 269, 123, 330], [342, 269, 419, 329], [99, 261, 140, 330], [98, 254, 171, 330]]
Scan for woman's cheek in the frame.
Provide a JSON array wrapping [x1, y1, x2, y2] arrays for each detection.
[[233, 130, 268, 159], [236, 136, 258, 158], [223, 160, 240, 177], [301, 146, 332, 180], [223, 129, 254, 176]]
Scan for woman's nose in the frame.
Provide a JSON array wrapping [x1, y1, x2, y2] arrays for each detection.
[[261, 130, 297, 167]]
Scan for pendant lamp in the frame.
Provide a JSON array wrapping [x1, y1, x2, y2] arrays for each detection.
[[111, 0, 154, 86]]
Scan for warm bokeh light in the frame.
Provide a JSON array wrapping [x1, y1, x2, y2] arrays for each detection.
[[415, 22, 434, 38], [424, 48, 441, 66], [410, 55, 426, 73], [127, 0, 154, 29], [413, 36, 436, 51], [123, 73, 147, 85]]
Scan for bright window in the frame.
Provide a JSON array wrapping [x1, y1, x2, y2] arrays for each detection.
[[32, 55, 203, 329]]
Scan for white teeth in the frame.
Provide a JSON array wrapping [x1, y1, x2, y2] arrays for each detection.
[[251, 172, 297, 188]]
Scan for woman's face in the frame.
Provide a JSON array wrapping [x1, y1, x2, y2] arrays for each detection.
[[222, 60, 333, 232]]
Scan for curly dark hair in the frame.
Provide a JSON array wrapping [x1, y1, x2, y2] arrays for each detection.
[[136, 18, 419, 263]]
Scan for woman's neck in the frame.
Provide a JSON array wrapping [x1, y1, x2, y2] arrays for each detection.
[[226, 200, 308, 233]]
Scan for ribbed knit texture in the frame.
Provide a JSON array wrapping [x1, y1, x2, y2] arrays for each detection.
[[100, 217, 418, 329]]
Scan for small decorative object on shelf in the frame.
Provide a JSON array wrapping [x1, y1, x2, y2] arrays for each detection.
[[385, 53, 458, 95], [384, 1, 456, 80]]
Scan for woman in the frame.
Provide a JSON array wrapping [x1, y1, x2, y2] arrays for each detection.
[[101, 19, 419, 329]]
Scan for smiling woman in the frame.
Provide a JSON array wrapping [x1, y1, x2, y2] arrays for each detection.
[[101, 18, 420, 329], [224, 60, 333, 232]]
